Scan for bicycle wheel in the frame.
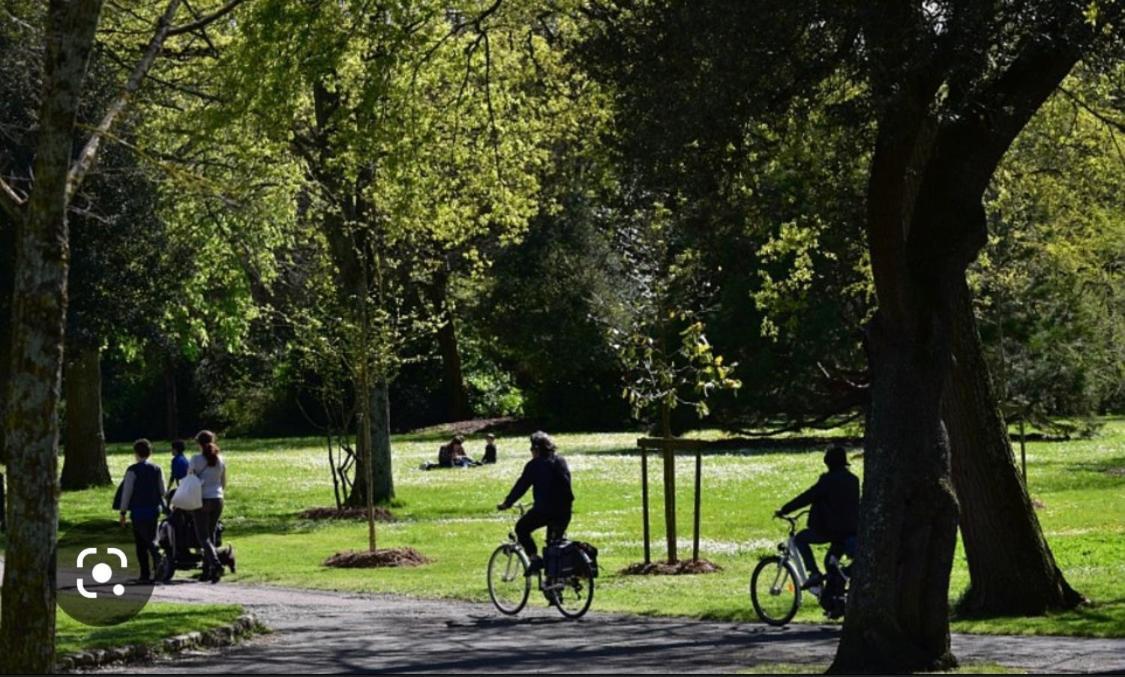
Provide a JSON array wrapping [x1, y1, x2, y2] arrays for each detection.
[[750, 555, 801, 626], [488, 544, 530, 615], [551, 553, 595, 619]]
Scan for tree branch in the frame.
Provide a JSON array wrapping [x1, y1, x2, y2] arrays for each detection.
[[67, 0, 183, 200], [0, 177, 26, 220], [165, 0, 244, 36]]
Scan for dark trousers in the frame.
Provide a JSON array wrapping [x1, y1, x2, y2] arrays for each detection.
[[191, 498, 223, 573], [794, 528, 832, 576], [132, 517, 162, 580], [515, 507, 571, 558], [794, 528, 852, 576]]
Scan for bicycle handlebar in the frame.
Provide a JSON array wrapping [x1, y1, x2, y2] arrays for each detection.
[[774, 509, 810, 529]]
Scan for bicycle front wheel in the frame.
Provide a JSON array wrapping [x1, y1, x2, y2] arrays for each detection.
[[750, 555, 801, 626], [488, 544, 530, 615]]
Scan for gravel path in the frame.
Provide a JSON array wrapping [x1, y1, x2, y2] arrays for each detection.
[[94, 580, 1125, 673]]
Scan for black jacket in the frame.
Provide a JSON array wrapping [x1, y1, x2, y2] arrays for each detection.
[[504, 455, 574, 514], [780, 467, 859, 540]]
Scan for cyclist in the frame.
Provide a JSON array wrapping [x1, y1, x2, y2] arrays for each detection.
[[776, 444, 859, 589], [497, 431, 574, 576]]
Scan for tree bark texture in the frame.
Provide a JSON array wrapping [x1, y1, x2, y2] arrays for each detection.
[[943, 277, 1083, 616], [1, 1, 104, 672], [346, 380, 395, 507], [0, 222, 12, 464], [60, 343, 111, 490]]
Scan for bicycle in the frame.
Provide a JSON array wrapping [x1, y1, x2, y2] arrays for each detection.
[[487, 503, 595, 619], [749, 510, 851, 626]]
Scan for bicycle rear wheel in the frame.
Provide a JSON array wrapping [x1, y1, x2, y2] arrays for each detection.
[[750, 555, 801, 626], [488, 544, 530, 615], [550, 554, 595, 619]]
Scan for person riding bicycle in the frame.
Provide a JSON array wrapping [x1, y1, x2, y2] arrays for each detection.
[[496, 431, 574, 576], [775, 444, 859, 589]]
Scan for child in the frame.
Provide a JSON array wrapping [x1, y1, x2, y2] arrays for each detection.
[[482, 434, 497, 464], [170, 438, 190, 486], [119, 438, 167, 583]]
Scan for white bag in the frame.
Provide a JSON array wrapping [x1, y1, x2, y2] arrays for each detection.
[[171, 473, 203, 511]]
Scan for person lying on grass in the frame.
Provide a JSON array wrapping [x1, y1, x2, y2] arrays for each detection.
[[496, 431, 575, 576]]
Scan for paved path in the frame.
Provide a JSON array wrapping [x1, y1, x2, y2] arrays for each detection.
[[95, 581, 1125, 673]]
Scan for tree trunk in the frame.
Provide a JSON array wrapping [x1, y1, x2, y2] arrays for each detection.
[[0, 223, 12, 464], [1, 2, 104, 671], [346, 379, 395, 507], [60, 343, 111, 490], [427, 270, 470, 422], [943, 276, 1083, 616], [164, 354, 178, 440], [831, 311, 960, 673], [436, 314, 471, 422]]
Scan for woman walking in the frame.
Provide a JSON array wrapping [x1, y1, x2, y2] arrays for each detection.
[[191, 430, 227, 583]]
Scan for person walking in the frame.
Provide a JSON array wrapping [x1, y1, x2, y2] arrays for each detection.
[[190, 430, 227, 583], [118, 439, 167, 583]]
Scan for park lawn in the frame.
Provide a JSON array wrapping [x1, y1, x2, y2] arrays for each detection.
[[39, 418, 1125, 638], [56, 602, 244, 655]]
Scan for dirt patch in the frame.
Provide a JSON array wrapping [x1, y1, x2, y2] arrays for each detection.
[[299, 506, 396, 521], [1104, 467, 1125, 477], [409, 417, 529, 437], [324, 548, 431, 568], [619, 559, 722, 576]]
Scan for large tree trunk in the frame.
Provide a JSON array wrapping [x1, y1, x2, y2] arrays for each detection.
[[944, 277, 1084, 615], [832, 311, 960, 673], [60, 343, 111, 490], [1, 2, 104, 672], [0, 222, 12, 464], [346, 380, 394, 506]]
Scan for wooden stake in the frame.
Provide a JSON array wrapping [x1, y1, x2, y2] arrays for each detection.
[[661, 402, 677, 564], [692, 449, 702, 562], [641, 446, 650, 564]]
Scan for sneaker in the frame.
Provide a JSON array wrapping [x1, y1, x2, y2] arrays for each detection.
[[525, 556, 544, 577], [801, 573, 824, 590]]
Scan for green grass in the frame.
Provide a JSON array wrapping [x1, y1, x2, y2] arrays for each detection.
[[27, 418, 1125, 639], [56, 602, 243, 655]]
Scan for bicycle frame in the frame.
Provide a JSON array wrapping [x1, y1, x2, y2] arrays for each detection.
[[499, 503, 562, 595], [770, 511, 811, 594]]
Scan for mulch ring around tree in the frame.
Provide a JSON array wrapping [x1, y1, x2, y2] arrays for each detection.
[[299, 506, 396, 521], [619, 559, 722, 576], [323, 548, 431, 569]]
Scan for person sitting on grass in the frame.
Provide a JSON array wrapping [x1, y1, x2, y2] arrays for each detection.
[[482, 433, 498, 464], [438, 435, 477, 468], [776, 444, 859, 590], [118, 438, 167, 584], [170, 438, 190, 486], [497, 431, 574, 576]]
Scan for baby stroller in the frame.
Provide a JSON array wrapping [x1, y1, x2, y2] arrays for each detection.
[[157, 506, 235, 581]]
